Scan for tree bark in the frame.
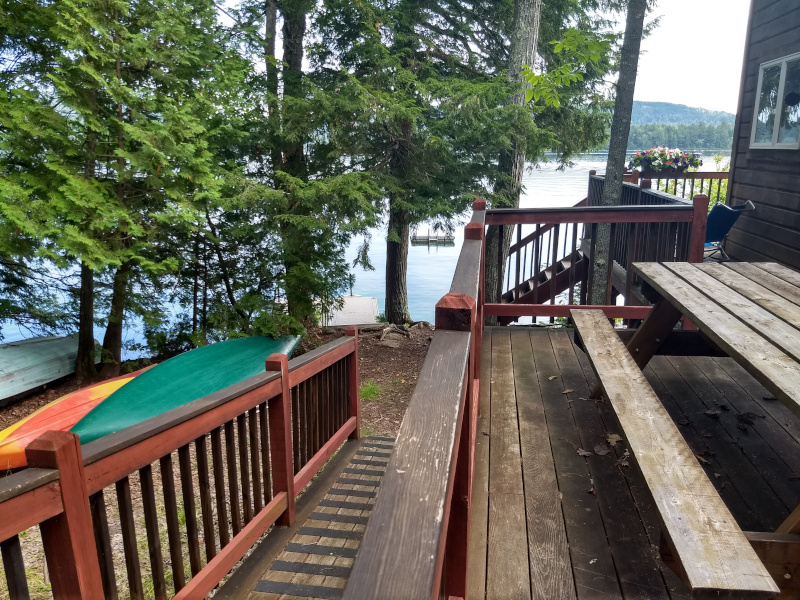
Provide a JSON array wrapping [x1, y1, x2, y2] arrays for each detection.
[[75, 261, 96, 384], [280, 1, 308, 180], [589, 0, 648, 305], [76, 101, 98, 384], [265, 0, 282, 173], [99, 261, 131, 378], [385, 206, 412, 324], [485, 0, 543, 319]]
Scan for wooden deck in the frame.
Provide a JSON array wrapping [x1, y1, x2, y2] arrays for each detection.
[[468, 327, 800, 600]]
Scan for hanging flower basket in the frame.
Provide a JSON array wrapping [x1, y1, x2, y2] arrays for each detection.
[[628, 146, 702, 177]]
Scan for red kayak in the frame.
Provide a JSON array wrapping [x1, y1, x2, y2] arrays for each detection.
[[0, 367, 151, 470]]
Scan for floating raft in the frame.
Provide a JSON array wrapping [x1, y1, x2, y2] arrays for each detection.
[[0, 367, 150, 470], [0, 336, 98, 407], [410, 232, 455, 246], [71, 335, 302, 444]]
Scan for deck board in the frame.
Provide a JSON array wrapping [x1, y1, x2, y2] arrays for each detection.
[[511, 329, 574, 600], [472, 327, 800, 600]]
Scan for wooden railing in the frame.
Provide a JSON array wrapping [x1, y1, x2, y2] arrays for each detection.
[[343, 201, 485, 600], [0, 330, 360, 599], [490, 198, 708, 322]]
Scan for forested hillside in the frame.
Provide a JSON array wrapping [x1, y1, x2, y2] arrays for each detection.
[[631, 101, 735, 125], [627, 122, 735, 150]]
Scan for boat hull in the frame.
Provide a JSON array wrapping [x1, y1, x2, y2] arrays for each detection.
[[0, 368, 149, 470], [71, 335, 301, 444]]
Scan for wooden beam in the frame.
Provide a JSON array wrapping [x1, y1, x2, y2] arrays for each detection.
[[484, 303, 651, 319], [485, 205, 694, 226]]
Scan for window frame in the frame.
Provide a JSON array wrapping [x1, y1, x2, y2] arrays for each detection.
[[750, 51, 800, 150]]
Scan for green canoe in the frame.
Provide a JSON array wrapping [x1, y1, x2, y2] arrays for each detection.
[[71, 335, 301, 444]]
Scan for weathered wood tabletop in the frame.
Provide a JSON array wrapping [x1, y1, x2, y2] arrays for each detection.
[[630, 261, 800, 419]]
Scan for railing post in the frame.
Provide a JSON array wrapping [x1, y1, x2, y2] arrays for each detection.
[[435, 292, 477, 599], [265, 353, 296, 526], [588, 170, 597, 206], [344, 325, 361, 440], [25, 431, 104, 599], [689, 194, 709, 263]]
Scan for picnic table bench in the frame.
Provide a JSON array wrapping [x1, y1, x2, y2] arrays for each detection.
[[572, 308, 779, 599], [573, 261, 800, 599]]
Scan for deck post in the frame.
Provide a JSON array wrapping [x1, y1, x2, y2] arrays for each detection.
[[25, 431, 104, 599], [685, 194, 709, 331], [265, 353, 296, 526], [344, 325, 360, 440], [688, 194, 709, 263], [435, 292, 477, 599]]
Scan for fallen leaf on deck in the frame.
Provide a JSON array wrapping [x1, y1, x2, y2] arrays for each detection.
[[606, 434, 622, 446], [714, 472, 721, 478], [616, 458, 630, 468], [737, 412, 765, 426], [704, 410, 720, 418], [695, 453, 711, 465], [764, 396, 777, 401], [678, 418, 690, 426], [577, 448, 593, 457], [549, 375, 558, 381], [594, 443, 610, 456], [587, 487, 596, 495], [562, 389, 574, 394]]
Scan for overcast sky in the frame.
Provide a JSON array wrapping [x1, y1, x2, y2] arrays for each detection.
[[634, 0, 751, 114]]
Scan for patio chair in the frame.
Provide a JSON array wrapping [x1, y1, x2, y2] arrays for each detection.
[[704, 200, 755, 261]]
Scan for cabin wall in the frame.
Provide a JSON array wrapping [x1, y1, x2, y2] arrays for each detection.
[[726, 0, 800, 268]]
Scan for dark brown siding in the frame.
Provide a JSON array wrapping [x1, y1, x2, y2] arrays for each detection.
[[727, 0, 800, 269]]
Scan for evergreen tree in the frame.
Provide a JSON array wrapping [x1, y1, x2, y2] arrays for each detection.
[[0, 0, 248, 377]]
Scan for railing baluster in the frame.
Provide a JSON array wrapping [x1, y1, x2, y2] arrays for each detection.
[[116, 476, 144, 599], [89, 490, 118, 600], [1, 535, 30, 600], [237, 413, 252, 523], [209, 428, 230, 549], [515, 224, 522, 299], [249, 408, 263, 513], [160, 453, 186, 591], [224, 420, 242, 536], [140, 464, 167, 600], [195, 435, 217, 561], [259, 402, 272, 502], [178, 444, 202, 576], [292, 385, 301, 474]]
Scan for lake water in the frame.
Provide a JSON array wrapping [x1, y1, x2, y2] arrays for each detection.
[[345, 153, 729, 323], [1, 153, 728, 351]]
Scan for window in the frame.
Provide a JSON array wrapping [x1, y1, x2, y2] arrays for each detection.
[[751, 52, 800, 149]]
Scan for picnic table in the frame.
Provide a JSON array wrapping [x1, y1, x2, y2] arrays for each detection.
[[629, 261, 800, 418], [574, 260, 800, 599]]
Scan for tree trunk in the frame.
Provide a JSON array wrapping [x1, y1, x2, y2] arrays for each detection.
[[265, 0, 282, 173], [385, 205, 412, 324], [485, 0, 543, 318], [280, 1, 308, 181], [75, 261, 96, 384], [99, 261, 131, 378], [589, 0, 648, 305]]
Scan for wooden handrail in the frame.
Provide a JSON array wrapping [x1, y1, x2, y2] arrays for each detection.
[[344, 199, 486, 599], [342, 330, 472, 599], [486, 204, 694, 225]]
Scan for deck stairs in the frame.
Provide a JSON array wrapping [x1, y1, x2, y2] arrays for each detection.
[[499, 251, 588, 324]]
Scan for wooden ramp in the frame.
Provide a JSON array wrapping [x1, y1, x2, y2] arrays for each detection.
[[219, 437, 394, 600]]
